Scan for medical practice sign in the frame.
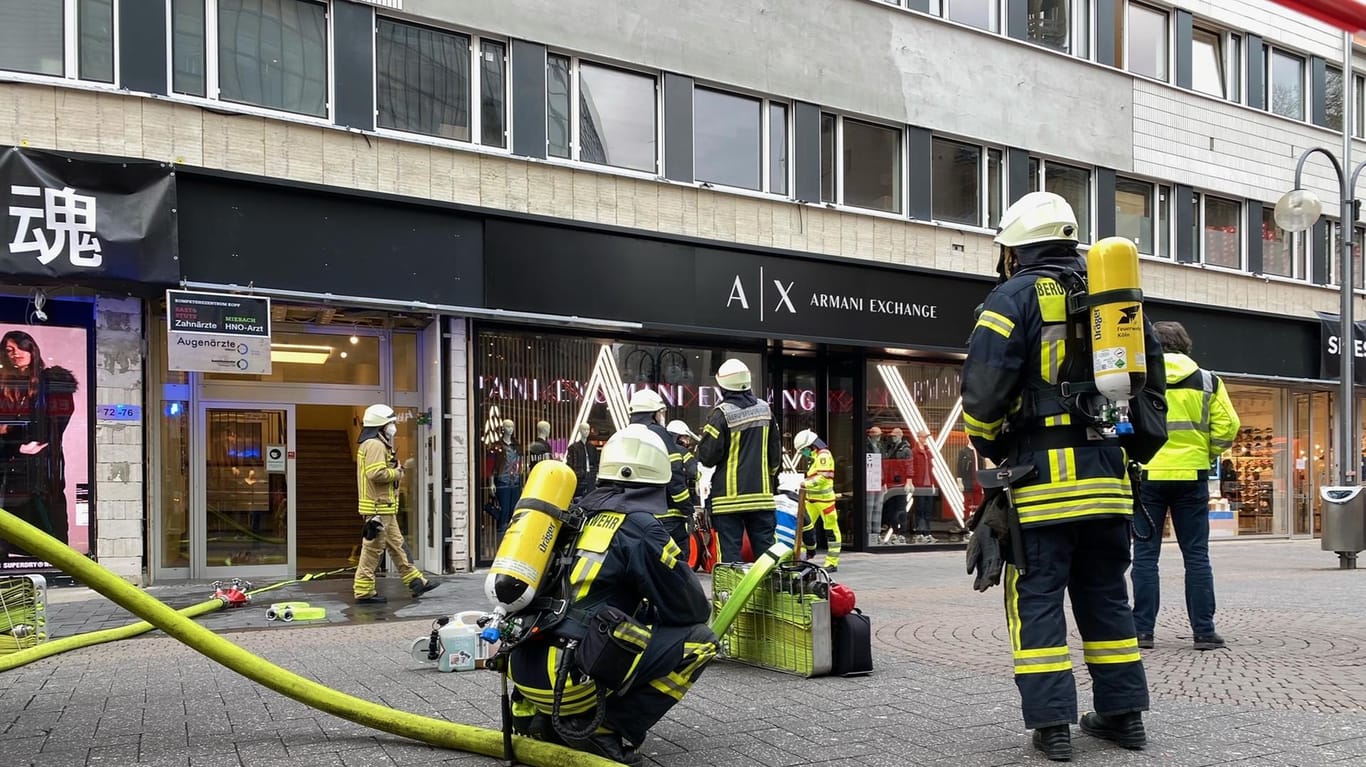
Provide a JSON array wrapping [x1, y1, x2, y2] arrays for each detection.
[[166, 290, 272, 375]]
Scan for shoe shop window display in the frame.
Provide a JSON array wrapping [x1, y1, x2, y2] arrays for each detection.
[[352, 404, 438, 604], [507, 424, 717, 765], [962, 192, 1158, 761]]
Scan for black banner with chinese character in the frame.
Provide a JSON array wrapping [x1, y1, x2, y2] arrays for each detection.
[[0, 146, 179, 285]]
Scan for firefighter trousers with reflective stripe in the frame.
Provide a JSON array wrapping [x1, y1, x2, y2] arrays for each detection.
[[801, 500, 841, 567], [353, 514, 426, 598], [1003, 517, 1149, 729], [509, 623, 718, 746]]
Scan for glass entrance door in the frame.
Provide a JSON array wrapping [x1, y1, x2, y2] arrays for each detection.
[[775, 355, 858, 550], [194, 404, 295, 578]]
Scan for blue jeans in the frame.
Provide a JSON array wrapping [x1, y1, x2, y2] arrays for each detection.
[[1131, 479, 1217, 636]]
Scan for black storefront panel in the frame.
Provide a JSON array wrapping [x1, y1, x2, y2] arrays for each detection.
[[176, 173, 482, 306], [485, 219, 993, 350], [1145, 302, 1320, 381]]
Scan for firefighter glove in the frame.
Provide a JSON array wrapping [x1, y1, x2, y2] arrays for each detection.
[[965, 524, 1004, 592], [363, 515, 383, 541]]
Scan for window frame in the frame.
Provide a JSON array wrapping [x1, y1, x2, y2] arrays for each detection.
[[546, 55, 662, 176], [1022, 0, 1088, 57], [1124, 1, 1171, 83], [1027, 155, 1094, 243], [0, 0, 120, 86], [165, 0, 334, 123], [1259, 204, 1305, 280], [1326, 64, 1345, 133], [1265, 45, 1307, 122], [928, 136, 1005, 229], [1114, 175, 1171, 258], [688, 83, 790, 196], [820, 111, 906, 215], [932, 0, 1002, 34], [1355, 72, 1366, 139], [1196, 192, 1244, 271], [1190, 24, 1225, 99]]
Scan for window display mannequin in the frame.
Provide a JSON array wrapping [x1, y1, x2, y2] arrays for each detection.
[[886, 428, 912, 459], [910, 429, 938, 544], [866, 426, 887, 456], [487, 419, 522, 537], [879, 428, 913, 543], [528, 420, 552, 468], [565, 422, 597, 500]]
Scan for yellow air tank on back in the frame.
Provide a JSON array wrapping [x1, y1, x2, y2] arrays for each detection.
[[1086, 236, 1147, 409], [483, 460, 577, 619]]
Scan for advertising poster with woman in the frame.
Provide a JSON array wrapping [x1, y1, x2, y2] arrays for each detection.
[[0, 323, 89, 569]]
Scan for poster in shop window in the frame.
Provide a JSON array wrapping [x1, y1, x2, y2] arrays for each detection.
[[0, 323, 90, 570]]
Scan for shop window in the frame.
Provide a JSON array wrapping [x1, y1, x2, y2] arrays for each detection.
[[578, 62, 658, 173], [1026, 0, 1087, 58], [769, 102, 789, 195], [864, 360, 971, 547], [821, 114, 902, 214], [931, 0, 999, 32], [931, 138, 981, 227], [1043, 161, 1091, 243], [1200, 194, 1241, 269], [693, 87, 763, 192], [0, 0, 114, 82], [376, 20, 473, 141], [546, 54, 571, 158], [172, 0, 206, 96], [1191, 27, 1225, 99], [474, 330, 763, 562], [218, 0, 328, 117], [1268, 47, 1305, 121], [1260, 205, 1297, 278], [1115, 177, 1156, 256], [204, 331, 381, 385], [393, 333, 419, 392], [1221, 384, 1288, 536], [160, 400, 191, 569], [1126, 3, 1168, 82], [1326, 65, 1345, 133]]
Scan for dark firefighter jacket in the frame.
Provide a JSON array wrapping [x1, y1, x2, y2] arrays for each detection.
[[697, 390, 781, 515], [629, 413, 693, 519], [961, 255, 1166, 528], [558, 483, 711, 639]]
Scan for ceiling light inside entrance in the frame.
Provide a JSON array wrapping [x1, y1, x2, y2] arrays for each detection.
[[271, 343, 333, 365]]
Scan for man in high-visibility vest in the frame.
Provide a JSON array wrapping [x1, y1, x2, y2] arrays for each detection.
[[353, 403, 437, 603], [697, 359, 780, 562], [1131, 321, 1240, 652], [794, 429, 840, 571]]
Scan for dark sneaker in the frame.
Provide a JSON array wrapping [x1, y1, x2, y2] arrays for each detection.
[[1032, 725, 1072, 762], [1137, 633, 1154, 650], [825, 565, 839, 573], [1193, 633, 1226, 650], [410, 580, 440, 597], [355, 594, 387, 604], [564, 732, 640, 765], [1080, 711, 1146, 750]]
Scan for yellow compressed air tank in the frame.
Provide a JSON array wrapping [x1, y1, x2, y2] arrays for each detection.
[[1086, 236, 1147, 406], [483, 460, 577, 618]]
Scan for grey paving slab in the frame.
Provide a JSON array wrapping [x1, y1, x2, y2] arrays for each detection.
[[7, 539, 1366, 765]]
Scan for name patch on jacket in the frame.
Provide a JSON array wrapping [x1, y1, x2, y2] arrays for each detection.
[[577, 512, 626, 553]]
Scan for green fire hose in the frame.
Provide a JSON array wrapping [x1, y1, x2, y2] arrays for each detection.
[[0, 509, 620, 767]]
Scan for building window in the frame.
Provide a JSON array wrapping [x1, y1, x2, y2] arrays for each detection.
[[987, 147, 1004, 228], [1268, 48, 1305, 121], [1327, 65, 1345, 132], [932, 0, 999, 32], [1115, 177, 1160, 256], [822, 115, 902, 213], [219, 0, 328, 117], [769, 102, 789, 196], [376, 20, 472, 141], [1260, 206, 1297, 278], [479, 40, 507, 148], [1127, 3, 1169, 81], [172, 0, 206, 96], [1228, 34, 1242, 102], [1356, 73, 1366, 139], [932, 138, 982, 226], [546, 54, 571, 158], [578, 62, 658, 173], [1039, 160, 1091, 242], [693, 87, 762, 191], [1191, 27, 1224, 98], [0, 0, 115, 83], [1200, 194, 1241, 269], [1332, 222, 1366, 290], [1026, 0, 1086, 57]]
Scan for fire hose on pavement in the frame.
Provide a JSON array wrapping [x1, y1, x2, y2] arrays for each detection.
[[0, 508, 620, 767]]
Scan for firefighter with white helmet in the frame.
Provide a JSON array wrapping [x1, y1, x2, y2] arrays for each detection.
[[353, 404, 437, 603], [962, 192, 1163, 760], [697, 359, 781, 562], [665, 419, 702, 513], [793, 428, 841, 571], [628, 389, 693, 551], [507, 424, 716, 764]]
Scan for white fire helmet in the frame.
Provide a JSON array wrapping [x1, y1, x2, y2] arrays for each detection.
[[666, 420, 700, 441], [793, 429, 819, 452], [716, 359, 752, 391], [994, 192, 1079, 248], [362, 404, 397, 427], [597, 424, 672, 485], [628, 388, 667, 414]]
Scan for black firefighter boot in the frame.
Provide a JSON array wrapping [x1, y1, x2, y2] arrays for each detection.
[[1080, 711, 1147, 749], [1032, 724, 1073, 762]]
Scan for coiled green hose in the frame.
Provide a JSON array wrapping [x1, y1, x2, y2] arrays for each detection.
[[0, 509, 621, 767]]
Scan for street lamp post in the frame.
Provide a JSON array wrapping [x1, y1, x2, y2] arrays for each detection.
[[1275, 152, 1366, 487]]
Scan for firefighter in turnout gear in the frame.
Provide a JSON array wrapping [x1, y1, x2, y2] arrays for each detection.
[[352, 404, 437, 603], [794, 429, 841, 571], [507, 424, 717, 765], [961, 192, 1163, 761], [697, 359, 781, 562], [629, 389, 694, 552]]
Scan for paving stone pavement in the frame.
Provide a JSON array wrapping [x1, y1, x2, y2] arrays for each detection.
[[5, 538, 1366, 766]]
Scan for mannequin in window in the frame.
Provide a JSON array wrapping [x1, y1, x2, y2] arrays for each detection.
[[488, 419, 522, 537], [528, 420, 552, 469], [866, 426, 887, 457], [565, 422, 597, 500]]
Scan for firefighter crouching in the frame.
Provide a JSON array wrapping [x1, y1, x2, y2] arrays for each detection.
[[793, 429, 841, 571], [508, 424, 717, 765], [961, 192, 1163, 761]]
